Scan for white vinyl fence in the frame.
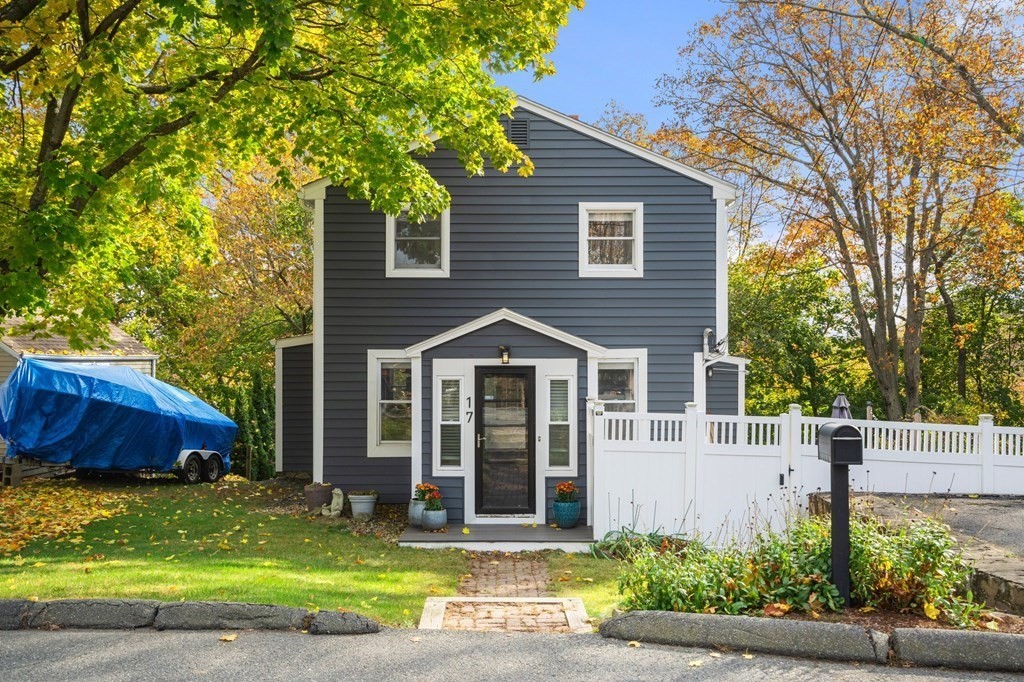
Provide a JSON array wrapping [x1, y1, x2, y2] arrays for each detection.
[[592, 403, 1024, 542]]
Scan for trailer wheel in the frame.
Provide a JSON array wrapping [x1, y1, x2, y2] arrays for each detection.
[[181, 454, 202, 484], [201, 455, 222, 483]]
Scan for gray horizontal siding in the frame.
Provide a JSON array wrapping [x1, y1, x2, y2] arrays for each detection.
[[280, 344, 314, 474], [323, 107, 720, 501], [706, 364, 740, 416]]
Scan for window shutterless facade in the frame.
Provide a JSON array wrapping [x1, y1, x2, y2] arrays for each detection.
[[385, 209, 451, 278], [366, 350, 413, 457], [578, 202, 644, 277]]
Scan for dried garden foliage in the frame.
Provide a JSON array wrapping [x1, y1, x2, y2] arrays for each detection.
[[0, 479, 137, 554]]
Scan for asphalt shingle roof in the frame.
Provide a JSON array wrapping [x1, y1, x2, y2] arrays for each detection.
[[0, 318, 155, 357]]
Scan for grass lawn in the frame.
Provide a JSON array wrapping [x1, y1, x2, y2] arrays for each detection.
[[546, 551, 622, 621], [0, 477, 466, 627]]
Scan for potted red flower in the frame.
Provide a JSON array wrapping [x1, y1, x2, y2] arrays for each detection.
[[421, 489, 447, 531], [409, 482, 439, 527], [553, 481, 580, 529]]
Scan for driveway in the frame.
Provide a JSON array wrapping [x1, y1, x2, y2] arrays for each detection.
[[0, 629, 1017, 682], [885, 495, 1024, 557]]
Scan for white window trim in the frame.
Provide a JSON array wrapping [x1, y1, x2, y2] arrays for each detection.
[[587, 348, 648, 413], [542, 375, 577, 476], [385, 209, 451, 278], [367, 349, 413, 458], [433, 375, 466, 473], [578, 202, 644, 278]]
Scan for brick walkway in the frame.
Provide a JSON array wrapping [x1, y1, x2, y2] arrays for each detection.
[[419, 553, 591, 633], [458, 554, 550, 597]]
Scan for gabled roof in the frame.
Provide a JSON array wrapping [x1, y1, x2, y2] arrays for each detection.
[[405, 308, 607, 357], [300, 98, 738, 201], [0, 318, 156, 358]]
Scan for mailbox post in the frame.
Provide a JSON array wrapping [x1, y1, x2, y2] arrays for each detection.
[[817, 423, 864, 607]]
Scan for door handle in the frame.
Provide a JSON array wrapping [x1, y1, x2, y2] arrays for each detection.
[[477, 434, 486, 448]]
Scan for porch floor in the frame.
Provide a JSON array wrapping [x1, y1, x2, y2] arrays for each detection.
[[398, 524, 595, 552]]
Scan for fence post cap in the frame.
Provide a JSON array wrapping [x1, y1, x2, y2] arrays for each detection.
[[788, 403, 802, 412], [685, 401, 699, 410], [978, 414, 995, 423]]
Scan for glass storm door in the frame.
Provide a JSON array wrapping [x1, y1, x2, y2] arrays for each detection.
[[475, 367, 536, 515]]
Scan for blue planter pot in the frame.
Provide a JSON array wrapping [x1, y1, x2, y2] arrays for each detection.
[[553, 501, 580, 529]]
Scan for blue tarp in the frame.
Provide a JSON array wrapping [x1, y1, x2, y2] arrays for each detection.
[[0, 358, 236, 472]]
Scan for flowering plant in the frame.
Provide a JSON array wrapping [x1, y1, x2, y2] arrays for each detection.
[[554, 481, 578, 503], [415, 482, 440, 501], [425, 490, 444, 511]]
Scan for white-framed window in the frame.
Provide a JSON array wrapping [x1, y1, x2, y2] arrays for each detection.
[[578, 202, 644, 277], [436, 376, 464, 470], [385, 209, 450, 278], [546, 376, 574, 470], [589, 349, 648, 413], [367, 350, 413, 457]]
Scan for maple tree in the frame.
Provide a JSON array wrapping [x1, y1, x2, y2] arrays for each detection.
[[0, 0, 581, 343], [655, 0, 1020, 419]]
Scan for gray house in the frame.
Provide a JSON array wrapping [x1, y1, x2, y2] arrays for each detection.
[[275, 98, 746, 528]]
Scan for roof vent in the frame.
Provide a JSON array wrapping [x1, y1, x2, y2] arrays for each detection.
[[504, 119, 530, 147]]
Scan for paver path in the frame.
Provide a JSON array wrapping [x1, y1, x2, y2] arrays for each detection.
[[458, 554, 550, 597], [423, 553, 590, 633]]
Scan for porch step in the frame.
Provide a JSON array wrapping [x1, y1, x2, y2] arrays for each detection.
[[398, 524, 594, 552]]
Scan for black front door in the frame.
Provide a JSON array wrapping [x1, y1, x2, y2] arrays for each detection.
[[475, 367, 535, 515]]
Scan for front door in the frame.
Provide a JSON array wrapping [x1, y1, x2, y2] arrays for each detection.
[[475, 367, 535, 515]]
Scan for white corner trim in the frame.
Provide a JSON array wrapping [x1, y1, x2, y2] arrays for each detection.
[[515, 97, 738, 200], [385, 210, 451, 278], [586, 348, 648, 413], [431, 374, 466, 476], [274, 334, 314, 349], [312, 196, 325, 483], [274, 344, 283, 473], [406, 308, 607, 357], [367, 349, 414, 458], [715, 198, 729, 345], [578, 202, 644, 278], [692, 352, 705, 412], [411, 355, 423, 495], [738, 362, 747, 416]]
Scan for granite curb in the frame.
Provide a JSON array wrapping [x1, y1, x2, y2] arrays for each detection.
[[600, 610, 1024, 672], [599, 610, 887, 664], [0, 599, 380, 635]]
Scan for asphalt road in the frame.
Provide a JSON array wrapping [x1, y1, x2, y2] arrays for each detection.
[[1, 629, 1018, 681]]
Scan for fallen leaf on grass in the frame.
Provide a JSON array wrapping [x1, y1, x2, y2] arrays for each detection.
[[923, 602, 939, 620], [859, 606, 876, 614], [219, 633, 238, 642]]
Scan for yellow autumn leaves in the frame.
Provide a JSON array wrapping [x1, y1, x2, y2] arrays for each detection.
[[0, 480, 137, 555]]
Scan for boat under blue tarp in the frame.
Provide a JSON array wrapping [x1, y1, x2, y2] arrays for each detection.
[[0, 358, 236, 472]]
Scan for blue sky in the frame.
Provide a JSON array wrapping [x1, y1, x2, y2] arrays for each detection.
[[496, 0, 721, 128]]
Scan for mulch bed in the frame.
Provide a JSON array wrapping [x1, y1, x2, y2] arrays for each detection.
[[786, 607, 1024, 635]]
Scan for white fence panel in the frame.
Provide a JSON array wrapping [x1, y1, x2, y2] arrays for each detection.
[[593, 441, 688, 538], [591, 406, 1024, 543]]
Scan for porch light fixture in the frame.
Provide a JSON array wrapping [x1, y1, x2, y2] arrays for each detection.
[[499, 346, 511, 364]]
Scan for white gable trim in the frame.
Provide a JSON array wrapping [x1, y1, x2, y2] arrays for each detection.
[[274, 334, 314, 349], [405, 308, 607, 358], [515, 98, 738, 201]]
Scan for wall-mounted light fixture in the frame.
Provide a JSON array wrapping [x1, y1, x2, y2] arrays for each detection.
[[499, 345, 511, 365]]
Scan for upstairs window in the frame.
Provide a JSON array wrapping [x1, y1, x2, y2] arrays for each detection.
[[578, 202, 644, 277], [386, 209, 450, 278]]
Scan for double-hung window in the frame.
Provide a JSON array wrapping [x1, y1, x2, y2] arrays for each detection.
[[592, 349, 647, 413], [437, 377, 463, 469], [367, 351, 413, 457], [546, 377, 573, 469], [385, 209, 450, 278], [579, 202, 643, 277]]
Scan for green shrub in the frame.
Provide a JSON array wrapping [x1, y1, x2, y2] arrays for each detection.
[[617, 515, 980, 626]]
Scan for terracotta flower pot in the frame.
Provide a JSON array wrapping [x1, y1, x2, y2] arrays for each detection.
[[304, 483, 334, 511], [422, 508, 447, 531]]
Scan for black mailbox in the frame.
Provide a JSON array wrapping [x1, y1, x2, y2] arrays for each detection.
[[818, 423, 863, 465]]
